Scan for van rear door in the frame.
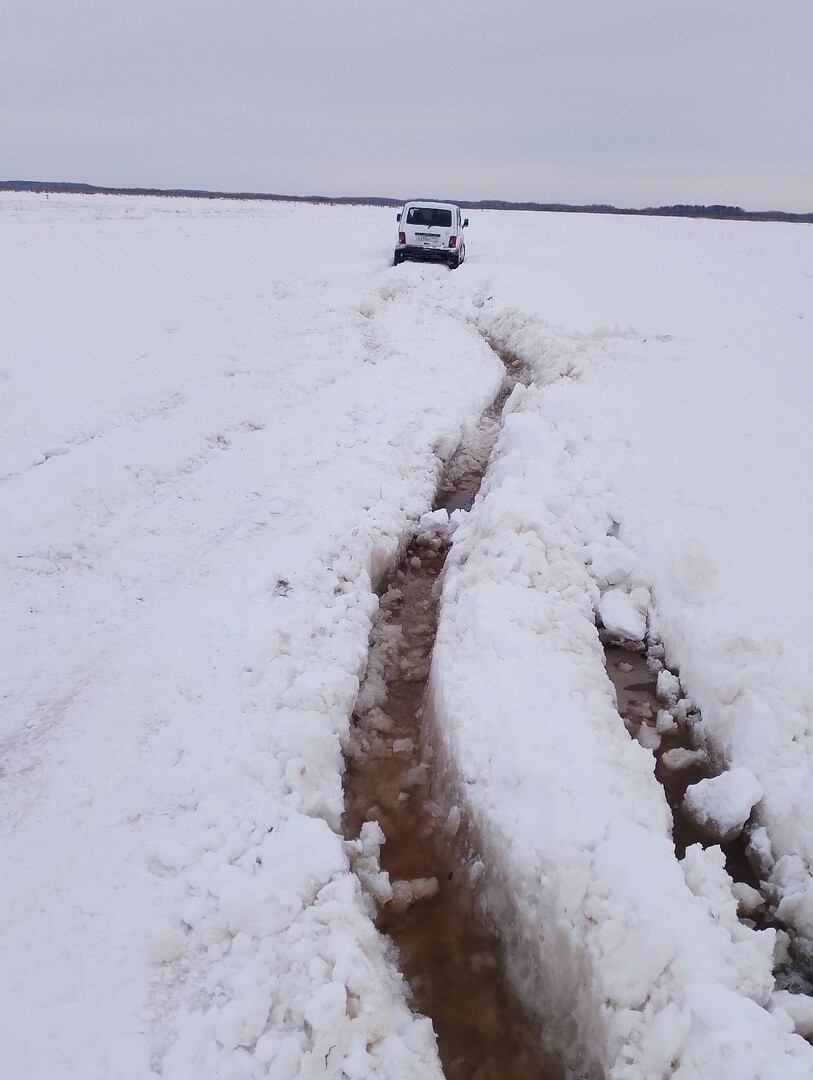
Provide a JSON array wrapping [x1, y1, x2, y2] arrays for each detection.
[[404, 205, 454, 250]]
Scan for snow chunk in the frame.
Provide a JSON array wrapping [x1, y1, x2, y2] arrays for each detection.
[[417, 508, 452, 545], [656, 669, 681, 706], [776, 880, 813, 941], [585, 540, 638, 587], [419, 508, 450, 532], [772, 991, 813, 1039], [682, 768, 763, 843], [598, 588, 646, 641]]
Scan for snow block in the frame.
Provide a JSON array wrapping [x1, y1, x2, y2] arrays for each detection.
[[682, 768, 763, 844]]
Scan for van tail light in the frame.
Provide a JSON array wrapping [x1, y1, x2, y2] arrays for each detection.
[[449, 236, 458, 248], [398, 231, 406, 244]]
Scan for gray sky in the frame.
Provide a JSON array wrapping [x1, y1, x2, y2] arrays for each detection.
[[2, 0, 811, 211]]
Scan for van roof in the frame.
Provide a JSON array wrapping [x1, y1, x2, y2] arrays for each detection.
[[403, 200, 459, 210]]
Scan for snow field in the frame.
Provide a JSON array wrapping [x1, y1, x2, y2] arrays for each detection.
[[0, 194, 503, 1079], [3, 193, 813, 1078]]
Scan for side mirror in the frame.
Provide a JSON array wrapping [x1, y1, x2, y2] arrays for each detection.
[[396, 213, 401, 222], [463, 218, 469, 228]]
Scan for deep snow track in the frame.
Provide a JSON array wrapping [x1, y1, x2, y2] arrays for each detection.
[[343, 381, 557, 1079], [605, 645, 760, 876]]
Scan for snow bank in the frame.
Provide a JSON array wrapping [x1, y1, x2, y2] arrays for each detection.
[[428, 382, 813, 1077]]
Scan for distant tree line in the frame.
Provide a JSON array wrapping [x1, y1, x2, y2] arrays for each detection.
[[1, 181, 810, 225]]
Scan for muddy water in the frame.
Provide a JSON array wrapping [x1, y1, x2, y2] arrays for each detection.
[[434, 376, 516, 515], [605, 645, 813, 998], [605, 646, 762, 888], [343, 398, 557, 1080]]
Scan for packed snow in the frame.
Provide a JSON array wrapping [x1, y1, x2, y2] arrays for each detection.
[[2, 191, 813, 1078]]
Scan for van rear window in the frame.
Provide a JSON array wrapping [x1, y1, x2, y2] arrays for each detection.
[[406, 207, 452, 228]]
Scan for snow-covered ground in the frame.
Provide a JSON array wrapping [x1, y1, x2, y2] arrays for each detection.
[[1, 192, 812, 1078]]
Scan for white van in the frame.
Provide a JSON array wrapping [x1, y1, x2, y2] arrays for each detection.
[[394, 201, 468, 269]]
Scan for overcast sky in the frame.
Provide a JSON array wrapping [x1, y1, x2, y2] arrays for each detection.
[[2, 1, 811, 211]]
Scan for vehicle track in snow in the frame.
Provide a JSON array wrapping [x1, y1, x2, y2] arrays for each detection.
[[342, 377, 558, 1080]]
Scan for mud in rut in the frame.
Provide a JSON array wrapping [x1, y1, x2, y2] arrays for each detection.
[[343, 379, 557, 1080], [606, 646, 760, 879], [605, 642, 813, 996]]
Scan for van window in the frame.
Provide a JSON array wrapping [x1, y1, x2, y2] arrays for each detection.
[[406, 207, 452, 228]]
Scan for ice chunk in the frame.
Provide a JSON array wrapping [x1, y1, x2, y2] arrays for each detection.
[[661, 747, 709, 770], [682, 768, 763, 843], [390, 877, 439, 910], [444, 806, 462, 837], [656, 669, 681, 706], [731, 881, 765, 916], [655, 709, 678, 735], [598, 588, 646, 640], [635, 725, 661, 751]]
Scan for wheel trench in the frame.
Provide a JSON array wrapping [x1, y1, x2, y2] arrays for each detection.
[[604, 636, 813, 1003], [342, 368, 559, 1080]]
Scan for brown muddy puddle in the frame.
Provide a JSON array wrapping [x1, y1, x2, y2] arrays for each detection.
[[343, 392, 557, 1080], [605, 645, 761, 887]]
